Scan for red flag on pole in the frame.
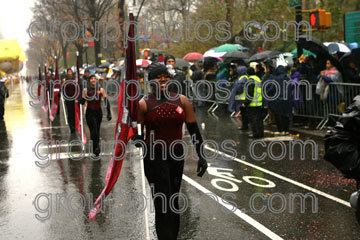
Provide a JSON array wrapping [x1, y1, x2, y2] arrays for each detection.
[[37, 65, 41, 102], [41, 65, 48, 112], [50, 56, 60, 121], [75, 52, 87, 144], [89, 13, 138, 220]]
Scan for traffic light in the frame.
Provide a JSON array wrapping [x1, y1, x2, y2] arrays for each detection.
[[309, 9, 332, 29]]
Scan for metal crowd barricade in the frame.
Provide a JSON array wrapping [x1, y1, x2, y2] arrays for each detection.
[[141, 75, 360, 130], [292, 83, 329, 129], [291, 82, 360, 130], [327, 82, 360, 118]]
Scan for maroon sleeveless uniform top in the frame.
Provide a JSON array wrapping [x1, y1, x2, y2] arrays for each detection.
[[144, 93, 186, 149], [86, 87, 102, 110], [64, 77, 79, 98]]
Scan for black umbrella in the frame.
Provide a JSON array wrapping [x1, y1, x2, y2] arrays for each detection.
[[223, 50, 249, 59], [340, 48, 360, 64], [150, 49, 166, 54], [223, 51, 249, 64], [99, 62, 110, 68], [196, 57, 205, 65], [249, 50, 281, 62], [175, 58, 190, 68], [299, 36, 343, 74]]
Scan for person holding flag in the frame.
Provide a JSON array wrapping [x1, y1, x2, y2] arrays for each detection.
[[79, 75, 111, 156], [49, 57, 61, 121], [40, 65, 50, 113], [62, 68, 78, 133], [135, 63, 208, 240]]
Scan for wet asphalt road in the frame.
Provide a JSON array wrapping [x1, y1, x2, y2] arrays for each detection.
[[0, 81, 360, 240]]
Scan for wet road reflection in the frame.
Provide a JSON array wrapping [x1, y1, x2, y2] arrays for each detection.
[[0, 82, 360, 239]]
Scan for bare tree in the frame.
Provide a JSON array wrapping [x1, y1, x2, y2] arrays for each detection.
[[80, 0, 115, 66]]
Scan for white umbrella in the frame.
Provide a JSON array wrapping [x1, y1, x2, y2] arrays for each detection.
[[324, 42, 351, 53], [203, 48, 225, 58]]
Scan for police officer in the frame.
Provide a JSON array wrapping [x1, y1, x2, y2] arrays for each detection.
[[242, 67, 264, 139]]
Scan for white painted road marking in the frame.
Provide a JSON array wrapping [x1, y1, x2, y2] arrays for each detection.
[[182, 175, 284, 240], [205, 146, 351, 207]]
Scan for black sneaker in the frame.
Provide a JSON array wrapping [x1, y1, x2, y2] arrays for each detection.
[[94, 147, 100, 157], [238, 126, 249, 130], [248, 134, 263, 139]]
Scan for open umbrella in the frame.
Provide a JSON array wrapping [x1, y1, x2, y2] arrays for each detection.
[[99, 62, 110, 68], [223, 50, 249, 59], [203, 48, 225, 58], [249, 50, 281, 62], [222, 50, 249, 64], [340, 48, 360, 67], [291, 48, 316, 57], [215, 44, 247, 53], [175, 58, 190, 68], [324, 42, 351, 54], [183, 52, 203, 61], [136, 59, 152, 67], [150, 49, 166, 54], [299, 36, 343, 74]]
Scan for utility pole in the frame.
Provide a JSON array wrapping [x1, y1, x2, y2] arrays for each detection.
[[133, 0, 140, 59], [295, 1, 303, 58]]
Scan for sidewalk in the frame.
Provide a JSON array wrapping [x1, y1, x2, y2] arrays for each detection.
[[289, 126, 328, 139], [264, 123, 328, 140]]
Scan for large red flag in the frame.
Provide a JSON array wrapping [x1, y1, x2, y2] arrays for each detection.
[[50, 56, 60, 121], [37, 65, 41, 102], [75, 52, 87, 144], [41, 65, 48, 113], [89, 13, 138, 220]]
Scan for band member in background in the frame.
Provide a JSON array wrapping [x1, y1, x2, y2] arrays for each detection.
[[80, 75, 111, 156], [62, 68, 78, 133]]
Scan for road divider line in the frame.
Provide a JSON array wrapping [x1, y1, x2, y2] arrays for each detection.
[[205, 146, 351, 207], [38, 152, 113, 160], [182, 175, 284, 240]]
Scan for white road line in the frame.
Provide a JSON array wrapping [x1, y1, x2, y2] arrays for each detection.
[[182, 175, 284, 240], [205, 146, 351, 207], [40, 152, 113, 160], [39, 143, 83, 149]]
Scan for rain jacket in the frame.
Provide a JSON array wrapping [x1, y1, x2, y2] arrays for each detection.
[[290, 71, 303, 108], [228, 66, 247, 112], [264, 66, 293, 118], [325, 95, 360, 180], [216, 62, 229, 82]]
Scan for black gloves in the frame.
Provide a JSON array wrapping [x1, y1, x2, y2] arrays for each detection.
[[131, 134, 145, 148], [78, 98, 86, 105], [104, 98, 112, 121], [186, 122, 208, 177]]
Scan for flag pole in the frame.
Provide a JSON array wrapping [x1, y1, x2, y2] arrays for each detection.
[[61, 94, 68, 125], [77, 51, 85, 147], [137, 123, 150, 240]]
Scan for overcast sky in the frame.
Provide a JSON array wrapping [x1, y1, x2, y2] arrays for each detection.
[[0, 0, 34, 51]]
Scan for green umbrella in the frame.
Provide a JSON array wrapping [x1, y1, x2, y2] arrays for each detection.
[[291, 48, 316, 57], [215, 44, 242, 53]]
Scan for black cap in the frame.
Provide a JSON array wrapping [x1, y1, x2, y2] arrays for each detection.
[[164, 54, 175, 64], [85, 68, 90, 73]]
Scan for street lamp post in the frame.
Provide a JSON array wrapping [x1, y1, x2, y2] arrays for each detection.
[[295, 1, 303, 57], [132, 1, 140, 59]]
